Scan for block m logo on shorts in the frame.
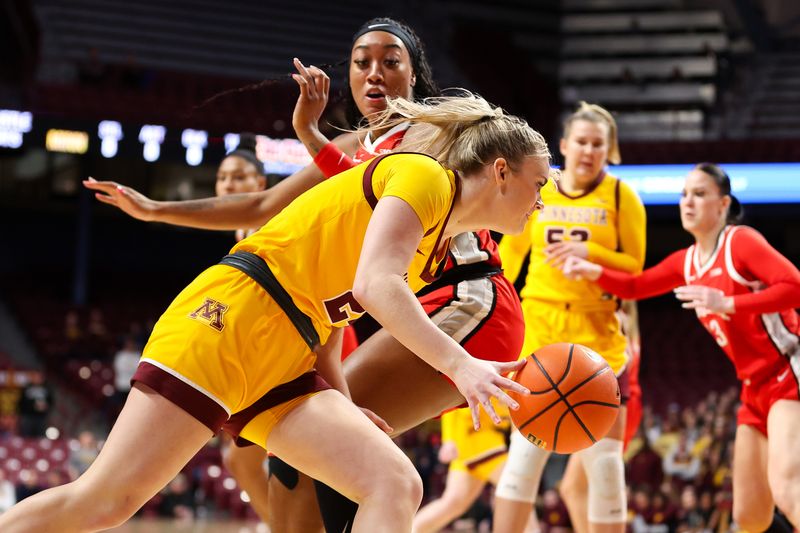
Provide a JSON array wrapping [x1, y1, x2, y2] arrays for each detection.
[[188, 297, 229, 332]]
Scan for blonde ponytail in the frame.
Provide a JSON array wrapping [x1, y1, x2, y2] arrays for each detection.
[[359, 91, 550, 172]]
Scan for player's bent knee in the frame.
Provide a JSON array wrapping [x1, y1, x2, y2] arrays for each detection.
[[495, 431, 550, 504], [580, 438, 626, 524], [770, 481, 800, 525], [356, 453, 422, 509]]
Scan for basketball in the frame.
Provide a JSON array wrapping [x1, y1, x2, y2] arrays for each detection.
[[509, 343, 621, 454]]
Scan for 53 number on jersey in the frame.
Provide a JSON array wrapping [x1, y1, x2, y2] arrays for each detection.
[[546, 226, 591, 244]]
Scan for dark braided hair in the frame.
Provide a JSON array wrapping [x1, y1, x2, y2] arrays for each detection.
[[225, 133, 265, 176], [344, 17, 440, 127], [695, 162, 744, 224]]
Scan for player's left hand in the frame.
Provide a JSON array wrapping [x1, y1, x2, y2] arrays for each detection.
[[674, 285, 735, 314], [291, 58, 329, 137], [545, 241, 588, 268], [452, 358, 529, 431], [359, 406, 393, 434]]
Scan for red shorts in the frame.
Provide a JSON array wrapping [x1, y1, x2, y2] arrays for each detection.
[[624, 349, 642, 448], [737, 366, 800, 436], [420, 273, 525, 367]]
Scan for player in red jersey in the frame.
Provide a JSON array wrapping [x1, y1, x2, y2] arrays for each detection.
[[564, 163, 800, 531]]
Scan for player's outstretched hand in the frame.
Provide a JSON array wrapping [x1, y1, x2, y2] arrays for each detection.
[[544, 241, 588, 268], [83, 177, 158, 221], [291, 58, 330, 141], [452, 358, 529, 431], [562, 255, 602, 281], [674, 285, 734, 314]]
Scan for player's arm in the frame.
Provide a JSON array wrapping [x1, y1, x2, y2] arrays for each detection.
[[353, 196, 529, 429], [314, 327, 393, 433], [498, 217, 534, 284], [680, 227, 800, 315], [585, 181, 647, 273], [563, 250, 686, 300], [730, 228, 800, 312], [83, 132, 360, 231], [314, 327, 348, 397]]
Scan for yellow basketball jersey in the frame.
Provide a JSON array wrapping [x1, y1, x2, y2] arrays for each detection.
[[232, 153, 456, 344], [500, 172, 645, 304]]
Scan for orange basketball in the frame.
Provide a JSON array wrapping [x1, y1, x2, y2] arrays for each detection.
[[509, 343, 621, 454]]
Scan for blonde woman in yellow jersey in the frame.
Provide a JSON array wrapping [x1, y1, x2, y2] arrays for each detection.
[[493, 103, 646, 533], [0, 93, 552, 533]]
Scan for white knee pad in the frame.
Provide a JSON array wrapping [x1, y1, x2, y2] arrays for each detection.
[[494, 430, 551, 503], [576, 438, 626, 524]]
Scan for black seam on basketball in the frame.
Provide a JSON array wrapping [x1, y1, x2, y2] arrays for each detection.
[[555, 343, 575, 387], [560, 366, 612, 399], [519, 351, 594, 444], [552, 403, 596, 449], [517, 360, 614, 440], [569, 400, 620, 409], [518, 355, 610, 424]]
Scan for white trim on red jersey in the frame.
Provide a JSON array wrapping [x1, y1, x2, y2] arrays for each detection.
[[363, 122, 411, 154]]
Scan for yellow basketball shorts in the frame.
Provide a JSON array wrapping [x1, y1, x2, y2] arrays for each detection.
[[519, 298, 628, 375], [449, 426, 508, 482], [134, 264, 325, 447]]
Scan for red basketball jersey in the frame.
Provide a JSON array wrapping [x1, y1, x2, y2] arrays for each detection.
[[682, 226, 799, 384]]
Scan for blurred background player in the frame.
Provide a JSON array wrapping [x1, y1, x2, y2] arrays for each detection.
[[563, 162, 800, 531], [412, 404, 532, 533], [494, 102, 646, 533]]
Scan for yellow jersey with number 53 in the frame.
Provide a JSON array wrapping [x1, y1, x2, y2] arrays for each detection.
[[499, 172, 646, 304], [231, 152, 456, 344]]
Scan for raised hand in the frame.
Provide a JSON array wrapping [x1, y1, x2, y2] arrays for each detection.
[[291, 58, 330, 154], [562, 255, 602, 281], [82, 177, 159, 221], [451, 358, 529, 430]]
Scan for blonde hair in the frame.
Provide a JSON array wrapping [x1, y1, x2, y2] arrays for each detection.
[[563, 101, 621, 165], [359, 91, 550, 173]]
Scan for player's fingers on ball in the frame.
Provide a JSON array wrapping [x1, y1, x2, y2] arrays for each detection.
[[492, 388, 519, 410], [498, 376, 530, 395], [496, 358, 526, 374]]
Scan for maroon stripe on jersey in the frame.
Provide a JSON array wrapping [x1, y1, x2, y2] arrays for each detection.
[[465, 449, 507, 470], [361, 151, 443, 210], [223, 371, 332, 446], [132, 361, 228, 433], [361, 154, 388, 209], [556, 170, 606, 199], [421, 172, 461, 283]]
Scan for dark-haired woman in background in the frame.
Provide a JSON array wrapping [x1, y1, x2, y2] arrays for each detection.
[[563, 163, 800, 531]]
